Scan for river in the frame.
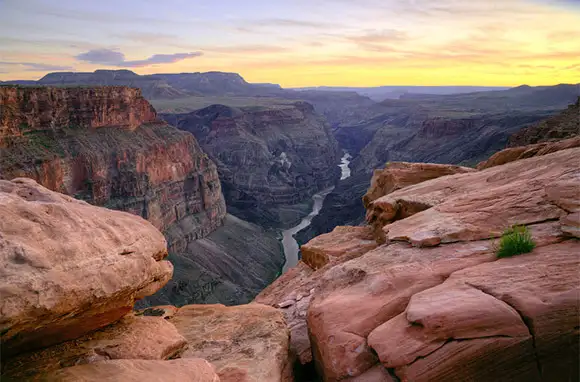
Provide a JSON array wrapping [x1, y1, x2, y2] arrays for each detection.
[[281, 152, 352, 272]]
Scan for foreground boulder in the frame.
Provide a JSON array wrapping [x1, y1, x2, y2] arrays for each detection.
[[0, 178, 173, 356], [256, 227, 379, 370], [2, 315, 187, 379], [164, 303, 291, 382], [44, 358, 220, 382]]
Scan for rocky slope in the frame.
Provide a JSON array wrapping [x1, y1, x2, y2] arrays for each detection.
[[509, 96, 579, 146], [0, 181, 291, 381], [163, 102, 341, 228], [136, 214, 284, 308], [257, 139, 580, 381], [0, 86, 284, 307]]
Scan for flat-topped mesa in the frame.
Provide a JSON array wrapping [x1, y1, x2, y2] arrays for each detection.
[[0, 86, 158, 141]]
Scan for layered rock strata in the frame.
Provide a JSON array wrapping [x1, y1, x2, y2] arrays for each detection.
[[163, 102, 341, 228], [1, 86, 285, 307]]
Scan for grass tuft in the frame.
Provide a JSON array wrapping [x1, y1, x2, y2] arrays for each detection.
[[496, 225, 536, 258]]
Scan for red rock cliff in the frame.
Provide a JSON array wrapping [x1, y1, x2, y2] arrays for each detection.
[[0, 86, 226, 253], [0, 86, 157, 142]]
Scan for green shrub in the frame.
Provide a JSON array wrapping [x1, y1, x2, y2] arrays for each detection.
[[496, 225, 536, 258]]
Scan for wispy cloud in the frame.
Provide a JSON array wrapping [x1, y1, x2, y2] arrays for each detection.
[[75, 48, 203, 67], [0, 61, 74, 71], [204, 45, 287, 54]]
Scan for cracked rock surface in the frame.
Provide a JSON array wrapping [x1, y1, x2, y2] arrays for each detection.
[[260, 144, 579, 382]]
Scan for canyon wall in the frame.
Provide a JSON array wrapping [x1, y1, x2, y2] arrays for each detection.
[[163, 102, 341, 228], [0, 86, 284, 307]]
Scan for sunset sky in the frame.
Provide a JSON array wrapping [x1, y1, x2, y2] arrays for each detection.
[[1, 0, 579, 87]]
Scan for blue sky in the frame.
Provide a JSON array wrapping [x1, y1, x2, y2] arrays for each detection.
[[1, 0, 579, 86]]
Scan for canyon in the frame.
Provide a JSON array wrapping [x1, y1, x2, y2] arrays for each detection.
[[162, 102, 341, 228], [297, 86, 580, 245], [0, 86, 284, 307], [1, 134, 577, 381], [1, 77, 579, 381]]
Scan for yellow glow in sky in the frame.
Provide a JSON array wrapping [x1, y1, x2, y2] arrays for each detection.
[[1, 0, 579, 86]]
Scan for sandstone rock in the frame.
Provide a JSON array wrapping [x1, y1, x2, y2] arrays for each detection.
[[561, 212, 580, 238], [362, 161, 475, 209], [373, 241, 579, 382], [545, 180, 580, 213], [2, 315, 187, 379], [301, 226, 378, 270], [0, 86, 157, 139], [256, 227, 379, 368], [43, 358, 220, 382], [0, 178, 172, 356], [477, 136, 580, 169], [169, 303, 291, 382], [368, 147, 578, 246], [306, 221, 566, 381]]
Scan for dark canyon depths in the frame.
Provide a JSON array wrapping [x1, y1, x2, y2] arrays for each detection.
[[0, 86, 285, 307], [161, 102, 341, 228]]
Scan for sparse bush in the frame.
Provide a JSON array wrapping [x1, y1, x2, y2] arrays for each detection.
[[496, 225, 535, 258]]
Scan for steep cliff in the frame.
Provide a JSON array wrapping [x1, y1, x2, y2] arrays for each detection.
[[163, 102, 341, 228], [0, 86, 284, 307], [0, 86, 226, 251]]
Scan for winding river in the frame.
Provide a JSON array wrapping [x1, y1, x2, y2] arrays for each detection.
[[281, 152, 352, 272]]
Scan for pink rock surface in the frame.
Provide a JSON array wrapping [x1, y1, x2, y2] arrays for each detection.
[[0, 178, 172, 356]]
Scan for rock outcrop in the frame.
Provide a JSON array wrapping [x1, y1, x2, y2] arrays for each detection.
[[165, 303, 292, 382], [3, 314, 187, 379], [508, 97, 579, 147], [362, 161, 476, 209], [163, 102, 341, 228], [44, 359, 220, 382], [477, 136, 580, 169], [259, 143, 579, 381], [1, 86, 285, 307], [0, 179, 173, 356], [1, 182, 292, 381]]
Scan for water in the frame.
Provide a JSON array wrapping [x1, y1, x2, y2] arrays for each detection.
[[281, 152, 352, 272]]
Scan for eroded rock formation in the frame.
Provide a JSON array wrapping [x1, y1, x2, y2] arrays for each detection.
[[0, 86, 285, 307], [1, 182, 291, 381], [163, 102, 341, 228], [258, 143, 580, 381], [0, 179, 173, 357]]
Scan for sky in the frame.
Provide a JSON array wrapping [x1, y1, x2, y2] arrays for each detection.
[[0, 0, 579, 87]]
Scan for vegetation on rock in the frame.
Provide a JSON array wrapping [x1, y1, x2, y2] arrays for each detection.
[[496, 225, 536, 258]]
